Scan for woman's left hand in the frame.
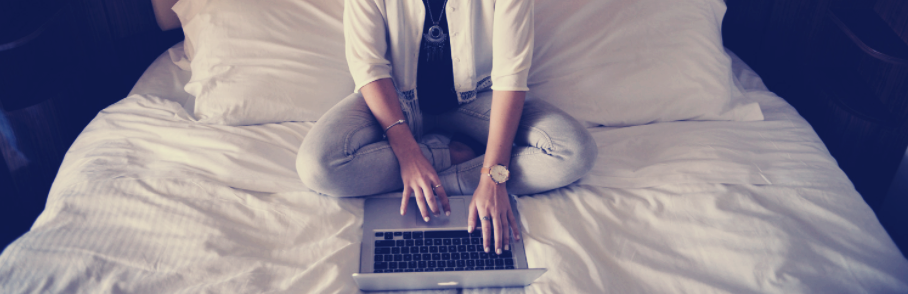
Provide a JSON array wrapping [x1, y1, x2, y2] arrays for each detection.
[[468, 176, 521, 255]]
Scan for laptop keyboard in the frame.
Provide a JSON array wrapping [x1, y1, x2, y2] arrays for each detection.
[[372, 230, 516, 273]]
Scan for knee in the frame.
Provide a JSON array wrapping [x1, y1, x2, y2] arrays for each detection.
[[296, 139, 349, 197], [552, 122, 598, 183]]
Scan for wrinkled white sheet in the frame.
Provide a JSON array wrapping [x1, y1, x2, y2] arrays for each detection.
[[1, 44, 906, 293]]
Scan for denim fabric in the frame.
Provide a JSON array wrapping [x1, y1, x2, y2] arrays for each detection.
[[296, 90, 597, 197]]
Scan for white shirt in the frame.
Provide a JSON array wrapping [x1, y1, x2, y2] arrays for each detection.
[[344, 0, 534, 105]]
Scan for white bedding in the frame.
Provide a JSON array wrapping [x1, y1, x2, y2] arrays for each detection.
[[1, 43, 906, 293]]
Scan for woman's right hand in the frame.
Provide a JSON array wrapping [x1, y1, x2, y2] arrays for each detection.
[[395, 145, 451, 222]]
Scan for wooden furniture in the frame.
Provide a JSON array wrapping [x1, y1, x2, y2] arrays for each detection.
[[726, 0, 908, 254], [0, 0, 182, 248]]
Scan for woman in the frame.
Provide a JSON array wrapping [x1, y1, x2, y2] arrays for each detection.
[[297, 0, 596, 256]]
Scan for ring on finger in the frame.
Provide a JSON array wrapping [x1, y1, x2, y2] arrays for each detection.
[[481, 216, 491, 221], [432, 184, 441, 191]]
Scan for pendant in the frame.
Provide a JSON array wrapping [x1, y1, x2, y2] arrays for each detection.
[[423, 24, 447, 61]]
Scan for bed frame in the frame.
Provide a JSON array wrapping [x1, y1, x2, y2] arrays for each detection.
[[1, 0, 906, 253]]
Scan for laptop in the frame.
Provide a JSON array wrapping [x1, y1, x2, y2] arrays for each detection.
[[352, 193, 547, 291]]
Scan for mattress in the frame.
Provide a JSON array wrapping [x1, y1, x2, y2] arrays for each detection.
[[0, 43, 906, 293]]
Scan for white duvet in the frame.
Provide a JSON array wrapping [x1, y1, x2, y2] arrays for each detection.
[[1, 45, 906, 293]]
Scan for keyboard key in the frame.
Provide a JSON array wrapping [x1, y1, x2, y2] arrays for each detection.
[[442, 253, 450, 260], [495, 259, 504, 266], [384, 232, 393, 240], [394, 269, 403, 272], [374, 255, 383, 262], [449, 245, 458, 252], [504, 259, 514, 266], [445, 268, 454, 271], [425, 230, 470, 239], [429, 246, 438, 253], [418, 261, 427, 268], [433, 239, 443, 246], [420, 246, 429, 253], [480, 252, 489, 259], [391, 247, 400, 254], [485, 260, 494, 266], [439, 246, 448, 253], [415, 240, 424, 246], [457, 245, 466, 252], [451, 253, 460, 260], [470, 252, 479, 259], [388, 262, 398, 269], [462, 238, 471, 245], [385, 254, 394, 262], [395, 240, 405, 247], [400, 247, 409, 254], [467, 245, 476, 252], [399, 261, 408, 269], [461, 253, 470, 259], [471, 238, 481, 245], [413, 232, 423, 239], [428, 261, 437, 268], [374, 262, 388, 269], [432, 253, 441, 260], [394, 232, 403, 236], [500, 250, 513, 258], [506, 265, 515, 269], [457, 260, 466, 267], [413, 254, 421, 261], [467, 260, 475, 267], [446, 260, 456, 268], [403, 232, 411, 239], [443, 239, 452, 245], [405, 240, 414, 247], [423, 254, 432, 260], [374, 269, 384, 273], [408, 261, 417, 268], [455, 267, 464, 271], [375, 232, 383, 237], [375, 240, 395, 247], [394, 255, 403, 261], [464, 267, 473, 271], [452, 239, 461, 245], [404, 254, 412, 261]]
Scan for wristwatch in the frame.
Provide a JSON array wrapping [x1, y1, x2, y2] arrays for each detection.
[[481, 164, 509, 184]]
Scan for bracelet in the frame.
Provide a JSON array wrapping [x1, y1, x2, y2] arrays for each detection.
[[383, 119, 407, 133]]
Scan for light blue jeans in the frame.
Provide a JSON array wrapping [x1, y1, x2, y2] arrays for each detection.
[[296, 90, 597, 196]]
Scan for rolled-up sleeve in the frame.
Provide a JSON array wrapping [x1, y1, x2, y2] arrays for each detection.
[[344, 0, 392, 93], [490, 0, 534, 92]]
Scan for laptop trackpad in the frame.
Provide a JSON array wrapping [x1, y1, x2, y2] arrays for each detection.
[[415, 198, 466, 228]]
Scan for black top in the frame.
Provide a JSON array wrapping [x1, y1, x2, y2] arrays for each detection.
[[417, 0, 458, 115]]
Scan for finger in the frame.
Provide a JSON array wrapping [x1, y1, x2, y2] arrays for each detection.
[[422, 183, 439, 216], [508, 208, 521, 242], [467, 200, 477, 233], [400, 189, 410, 216], [413, 188, 430, 222], [481, 212, 492, 253], [493, 212, 503, 254], [431, 180, 451, 216], [500, 213, 510, 251]]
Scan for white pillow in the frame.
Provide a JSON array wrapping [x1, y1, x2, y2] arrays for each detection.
[[529, 0, 763, 126], [172, 0, 353, 125]]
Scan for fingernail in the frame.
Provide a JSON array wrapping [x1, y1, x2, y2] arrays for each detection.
[[468, 227, 473, 233], [505, 245, 509, 251], [485, 247, 489, 253], [497, 248, 502, 255], [400, 209, 404, 216], [424, 216, 430, 222], [445, 211, 450, 216]]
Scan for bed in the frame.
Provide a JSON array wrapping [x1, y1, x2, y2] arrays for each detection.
[[2, 0, 907, 292]]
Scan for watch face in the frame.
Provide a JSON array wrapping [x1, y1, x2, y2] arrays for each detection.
[[490, 165, 509, 183]]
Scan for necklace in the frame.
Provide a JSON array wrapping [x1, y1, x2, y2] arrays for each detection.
[[423, 0, 449, 61]]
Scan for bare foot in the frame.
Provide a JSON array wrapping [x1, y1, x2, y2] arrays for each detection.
[[449, 140, 476, 165]]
